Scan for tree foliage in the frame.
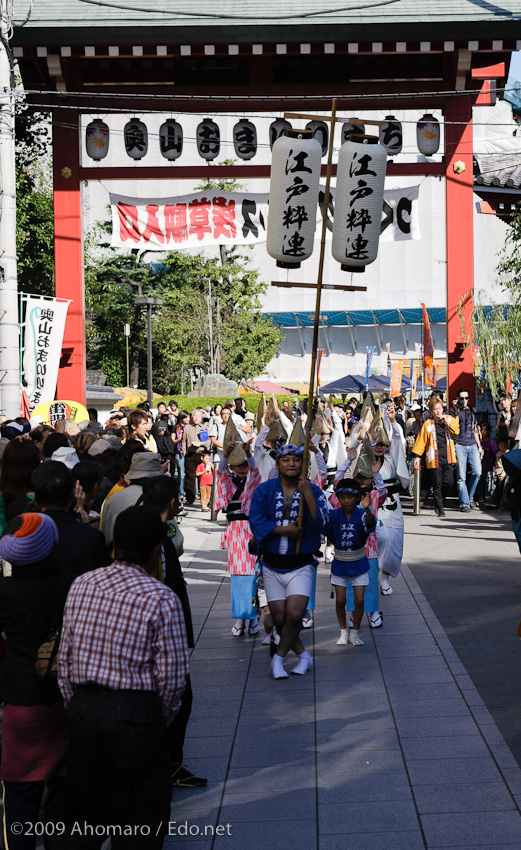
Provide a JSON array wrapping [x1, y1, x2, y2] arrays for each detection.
[[84, 245, 283, 393], [461, 204, 521, 398], [15, 93, 55, 296]]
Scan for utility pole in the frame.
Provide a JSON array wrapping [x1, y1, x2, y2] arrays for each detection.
[[135, 297, 163, 408], [0, 2, 21, 417]]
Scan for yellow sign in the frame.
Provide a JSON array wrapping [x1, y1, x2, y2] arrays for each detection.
[[32, 400, 89, 426]]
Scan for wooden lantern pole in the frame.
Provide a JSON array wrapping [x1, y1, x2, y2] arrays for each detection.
[[295, 98, 337, 552]]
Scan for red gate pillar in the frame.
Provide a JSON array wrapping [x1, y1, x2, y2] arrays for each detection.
[[445, 95, 475, 404], [52, 109, 86, 405]]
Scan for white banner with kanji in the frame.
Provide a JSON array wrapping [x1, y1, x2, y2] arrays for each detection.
[[22, 295, 71, 411], [110, 185, 421, 250]]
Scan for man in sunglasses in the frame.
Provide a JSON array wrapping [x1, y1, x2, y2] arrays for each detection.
[[450, 389, 483, 512]]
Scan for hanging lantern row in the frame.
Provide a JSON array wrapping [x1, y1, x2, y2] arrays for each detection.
[[267, 131, 387, 274], [85, 113, 441, 161]]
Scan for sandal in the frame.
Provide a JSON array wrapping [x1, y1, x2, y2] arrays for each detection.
[[302, 615, 314, 629], [369, 612, 383, 628], [381, 585, 393, 595], [248, 619, 260, 635], [231, 624, 245, 637]]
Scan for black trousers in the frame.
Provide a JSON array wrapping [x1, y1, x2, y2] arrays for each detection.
[[167, 675, 192, 767], [184, 452, 202, 505], [431, 462, 454, 511], [3, 777, 64, 850], [50, 687, 171, 850]]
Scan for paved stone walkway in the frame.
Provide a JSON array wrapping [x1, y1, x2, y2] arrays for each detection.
[[166, 505, 521, 850], [405, 503, 521, 768]]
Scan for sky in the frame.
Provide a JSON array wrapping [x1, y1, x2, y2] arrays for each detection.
[[510, 51, 521, 80]]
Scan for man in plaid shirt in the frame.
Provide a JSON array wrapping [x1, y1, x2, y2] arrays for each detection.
[[56, 505, 189, 849]]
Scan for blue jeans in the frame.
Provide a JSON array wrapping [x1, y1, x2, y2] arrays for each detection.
[[455, 443, 482, 507], [174, 453, 185, 498]]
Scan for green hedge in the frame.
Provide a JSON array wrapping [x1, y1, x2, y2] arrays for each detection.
[[129, 394, 305, 414]]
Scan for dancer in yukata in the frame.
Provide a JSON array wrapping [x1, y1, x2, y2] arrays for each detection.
[[214, 438, 261, 637]]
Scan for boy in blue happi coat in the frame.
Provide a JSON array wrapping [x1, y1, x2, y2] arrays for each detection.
[[325, 479, 376, 647]]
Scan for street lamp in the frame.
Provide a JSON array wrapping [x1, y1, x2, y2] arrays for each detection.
[[134, 297, 163, 408]]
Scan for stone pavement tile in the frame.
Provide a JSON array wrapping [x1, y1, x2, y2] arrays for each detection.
[[316, 679, 387, 697], [413, 781, 516, 814], [401, 735, 490, 760], [421, 811, 521, 847], [317, 748, 407, 777], [314, 661, 381, 681], [190, 672, 248, 688], [190, 658, 251, 673], [316, 710, 395, 733], [395, 715, 480, 738], [185, 716, 238, 738], [233, 724, 315, 750], [377, 615, 431, 634], [392, 697, 470, 718], [177, 757, 230, 782], [319, 799, 419, 834], [315, 693, 391, 719], [229, 741, 315, 769], [316, 728, 400, 752], [238, 704, 315, 726], [318, 772, 412, 803], [213, 819, 316, 850], [407, 757, 503, 786], [387, 682, 463, 701], [244, 671, 315, 690], [320, 833, 426, 850], [192, 686, 245, 703], [375, 638, 441, 658], [183, 735, 235, 759], [188, 700, 242, 721], [171, 782, 223, 818], [226, 765, 315, 793], [218, 789, 316, 822], [380, 657, 454, 685]]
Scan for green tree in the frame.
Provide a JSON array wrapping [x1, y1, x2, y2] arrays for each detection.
[[461, 204, 521, 397], [15, 93, 54, 296]]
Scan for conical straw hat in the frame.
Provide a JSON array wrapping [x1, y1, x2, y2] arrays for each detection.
[[256, 394, 267, 432], [223, 416, 241, 453], [266, 418, 287, 442], [289, 417, 305, 447], [228, 441, 248, 466], [352, 435, 376, 479]]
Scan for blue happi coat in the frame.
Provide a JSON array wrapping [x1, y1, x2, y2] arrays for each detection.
[[249, 477, 329, 564], [325, 505, 375, 577]]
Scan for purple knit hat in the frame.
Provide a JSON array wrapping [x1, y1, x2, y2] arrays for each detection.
[[0, 513, 58, 564]]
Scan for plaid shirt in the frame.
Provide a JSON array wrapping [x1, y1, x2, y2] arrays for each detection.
[[58, 561, 189, 723]]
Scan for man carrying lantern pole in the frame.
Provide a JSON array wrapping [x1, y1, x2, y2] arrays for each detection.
[[263, 100, 388, 663]]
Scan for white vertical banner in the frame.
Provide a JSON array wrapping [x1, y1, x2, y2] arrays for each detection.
[[21, 295, 71, 411]]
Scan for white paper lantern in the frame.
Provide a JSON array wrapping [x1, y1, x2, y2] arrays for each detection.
[[379, 115, 402, 156], [233, 119, 257, 160], [196, 118, 220, 160], [124, 117, 148, 159], [269, 118, 292, 150], [267, 130, 322, 269], [341, 120, 365, 145], [305, 120, 329, 157], [85, 119, 109, 160], [417, 113, 440, 156], [332, 137, 387, 273], [159, 119, 183, 160]]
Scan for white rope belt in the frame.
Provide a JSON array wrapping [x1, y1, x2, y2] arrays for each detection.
[[333, 547, 366, 562]]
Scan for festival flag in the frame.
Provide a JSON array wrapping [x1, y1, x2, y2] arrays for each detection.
[[432, 364, 439, 388], [421, 303, 434, 386], [390, 361, 403, 397], [317, 349, 324, 390], [506, 372, 513, 397], [386, 343, 391, 376], [411, 362, 418, 397], [365, 346, 375, 391]]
